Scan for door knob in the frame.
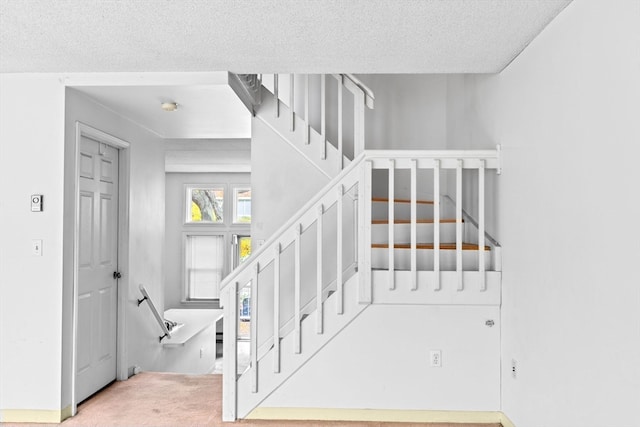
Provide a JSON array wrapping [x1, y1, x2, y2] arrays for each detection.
[[113, 271, 122, 279]]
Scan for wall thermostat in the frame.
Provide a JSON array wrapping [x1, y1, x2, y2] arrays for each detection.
[[31, 194, 43, 212]]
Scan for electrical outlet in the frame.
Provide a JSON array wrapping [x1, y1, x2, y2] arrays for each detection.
[[32, 239, 43, 256], [511, 359, 517, 379], [430, 350, 442, 367]]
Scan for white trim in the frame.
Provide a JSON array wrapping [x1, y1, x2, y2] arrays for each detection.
[[231, 185, 252, 225], [72, 122, 130, 415], [184, 183, 227, 225], [246, 407, 504, 424]]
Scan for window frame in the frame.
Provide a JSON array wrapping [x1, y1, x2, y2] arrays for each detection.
[[184, 184, 226, 225], [180, 182, 251, 306], [231, 186, 252, 224]]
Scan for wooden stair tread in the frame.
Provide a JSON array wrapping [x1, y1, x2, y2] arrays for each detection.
[[372, 197, 434, 205], [371, 218, 461, 224], [372, 243, 490, 251]]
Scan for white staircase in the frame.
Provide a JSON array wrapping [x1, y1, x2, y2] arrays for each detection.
[[222, 74, 502, 421]]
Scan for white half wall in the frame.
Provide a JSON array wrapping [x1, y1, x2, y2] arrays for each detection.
[[261, 304, 500, 411], [446, 1, 640, 425], [0, 74, 66, 416]]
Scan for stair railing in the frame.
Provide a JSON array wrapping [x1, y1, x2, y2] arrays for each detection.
[[220, 148, 502, 421], [366, 148, 502, 292], [220, 152, 366, 421], [263, 74, 375, 170]]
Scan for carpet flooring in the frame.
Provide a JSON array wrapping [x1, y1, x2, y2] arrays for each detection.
[[0, 372, 502, 427]]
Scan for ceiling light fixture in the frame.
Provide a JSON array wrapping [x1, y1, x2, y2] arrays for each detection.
[[161, 102, 178, 112]]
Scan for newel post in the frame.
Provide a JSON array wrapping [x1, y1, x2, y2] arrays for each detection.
[[222, 282, 238, 421]]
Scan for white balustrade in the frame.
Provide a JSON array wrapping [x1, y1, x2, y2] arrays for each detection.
[[261, 73, 373, 170], [219, 148, 501, 421]]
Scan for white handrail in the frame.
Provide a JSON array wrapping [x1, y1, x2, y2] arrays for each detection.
[[137, 284, 171, 342]]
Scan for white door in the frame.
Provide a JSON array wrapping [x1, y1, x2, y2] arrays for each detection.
[[76, 136, 119, 402]]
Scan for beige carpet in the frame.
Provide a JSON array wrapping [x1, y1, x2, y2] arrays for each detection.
[[0, 372, 502, 427]]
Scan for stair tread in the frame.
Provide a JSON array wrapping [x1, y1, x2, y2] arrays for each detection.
[[372, 197, 434, 205], [372, 242, 490, 251], [372, 218, 460, 224]]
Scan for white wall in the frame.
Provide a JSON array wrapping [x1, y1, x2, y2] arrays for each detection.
[[357, 74, 448, 151], [164, 138, 250, 173], [251, 118, 329, 244], [0, 75, 165, 421], [446, 1, 640, 425], [263, 304, 500, 411], [164, 170, 250, 309], [0, 75, 66, 417]]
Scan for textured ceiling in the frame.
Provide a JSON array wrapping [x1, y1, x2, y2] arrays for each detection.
[[1, 0, 572, 74]]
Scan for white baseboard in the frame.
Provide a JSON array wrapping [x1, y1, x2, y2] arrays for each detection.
[[246, 407, 507, 424]]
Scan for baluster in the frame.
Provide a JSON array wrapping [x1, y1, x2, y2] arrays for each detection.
[[354, 89, 365, 156], [337, 185, 344, 314], [289, 74, 295, 131], [274, 74, 279, 118], [433, 159, 441, 291], [316, 205, 324, 334], [338, 75, 344, 170], [358, 161, 373, 303], [388, 159, 395, 290], [479, 160, 486, 291], [456, 159, 463, 291], [410, 159, 417, 290], [305, 74, 310, 144], [321, 75, 326, 160], [250, 264, 259, 393], [273, 244, 281, 373], [294, 224, 302, 354], [222, 282, 238, 421]]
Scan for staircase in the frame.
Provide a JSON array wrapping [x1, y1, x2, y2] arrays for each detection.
[[222, 74, 502, 421]]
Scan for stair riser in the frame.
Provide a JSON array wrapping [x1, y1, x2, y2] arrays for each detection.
[[372, 202, 435, 220], [371, 247, 491, 271], [371, 222, 459, 244]]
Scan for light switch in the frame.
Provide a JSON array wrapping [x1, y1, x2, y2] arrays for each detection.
[[32, 239, 43, 256]]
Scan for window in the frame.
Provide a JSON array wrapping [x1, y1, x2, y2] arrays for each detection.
[[186, 186, 224, 223], [180, 183, 250, 304], [233, 188, 251, 223], [232, 235, 252, 269], [184, 234, 225, 300]]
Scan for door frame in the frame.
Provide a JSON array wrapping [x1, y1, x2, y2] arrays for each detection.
[[71, 122, 130, 415]]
